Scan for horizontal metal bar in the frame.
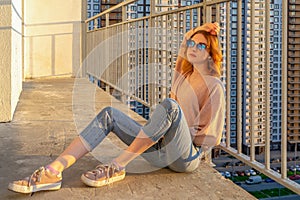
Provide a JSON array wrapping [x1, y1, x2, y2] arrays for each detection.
[[87, 73, 151, 107], [85, 0, 231, 26], [150, 0, 231, 18], [85, 0, 137, 23]]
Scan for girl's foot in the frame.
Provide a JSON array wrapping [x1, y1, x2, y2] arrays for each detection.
[[8, 166, 62, 194], [81, 162, 125, 187]]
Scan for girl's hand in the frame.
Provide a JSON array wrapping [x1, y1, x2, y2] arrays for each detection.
[[200, 22, 220, 35], [185, 22, 220, 39]]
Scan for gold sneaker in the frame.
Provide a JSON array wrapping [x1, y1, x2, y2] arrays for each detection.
[[8, 167, 62, 194], [81, 163, 125, 187]]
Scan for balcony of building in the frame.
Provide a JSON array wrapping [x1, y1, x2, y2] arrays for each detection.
[[1, 0, 300, 199], [289, 0, 300, 5], [289, 23, 300, 30], [83, 0, 300, 196], [0, 77, 257, 199]]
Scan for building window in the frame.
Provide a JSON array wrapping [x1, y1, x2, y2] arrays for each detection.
[[231, 9, 237, 15], [231, 124, 236, 130], [94, 4, 99, 10], [131, 13, 136, 18], [231, 90, 237, 96], [131, 6, 136, 11]]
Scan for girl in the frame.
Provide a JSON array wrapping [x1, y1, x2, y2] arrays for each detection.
[[8, 22, 225, 194]]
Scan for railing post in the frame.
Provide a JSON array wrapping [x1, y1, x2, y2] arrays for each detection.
[[264, 0, 271, 171], [281, 0, 288, 180], [226, 1, 231, 148], [121, 5, 127, 104], [94, 18, 98, 30], [202, 0, 207, 22], [237, 0, 242, 155], [149, 0, 156, 107], [250, 0, 256, 162], [81, 0, 87, 78], [205, 0, 212, 23], [106, 13, 109, 27]]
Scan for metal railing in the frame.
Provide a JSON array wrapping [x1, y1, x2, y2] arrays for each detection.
[[84, 0, 300, 194]]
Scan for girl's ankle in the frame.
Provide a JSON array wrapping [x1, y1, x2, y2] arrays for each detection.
[[45, 165, 61, 176], [111, 160, 125, 171]]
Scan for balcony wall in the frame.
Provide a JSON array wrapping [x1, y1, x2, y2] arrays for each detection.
[[0, 0, 23, 122], [24, 0, 86, 78]]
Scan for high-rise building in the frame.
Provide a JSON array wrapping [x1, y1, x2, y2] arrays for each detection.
[[87, 0, 101, 30], [100, 0, 123, 27], [287, 0, 300, 148], [219, 2, 238, 147], [127, 1, 151, 119], [156, 0, 180, 12], [127, 0, 150, 19], [87, 0, 122, 29], [221, 1, 285, 153], [270, 0, 282, 150], [244, 1, 267, 154]]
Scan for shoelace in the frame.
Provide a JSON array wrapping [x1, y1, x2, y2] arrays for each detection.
[[28, 167, 44, 187], [93, 164, 117, 184]]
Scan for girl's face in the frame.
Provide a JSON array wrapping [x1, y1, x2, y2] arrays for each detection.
[[186, 33, 209, 65]]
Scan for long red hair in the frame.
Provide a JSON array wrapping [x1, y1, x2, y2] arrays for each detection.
[[181, 30, 222, 77]]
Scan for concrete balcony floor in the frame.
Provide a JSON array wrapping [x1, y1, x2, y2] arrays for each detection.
[[0, 78, 256, 200]]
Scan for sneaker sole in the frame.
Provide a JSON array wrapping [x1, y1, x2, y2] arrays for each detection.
[[81, 172, 125, 187], [8, 182, 61, 194]]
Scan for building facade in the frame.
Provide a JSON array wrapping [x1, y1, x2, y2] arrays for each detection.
[[287, 0, 300, 149], [221, 0, 285, 153], [87, 0, 100, 29], [87, 0, 122, 29], [270, 0, 282, 150], [87, 0, 299, 153]]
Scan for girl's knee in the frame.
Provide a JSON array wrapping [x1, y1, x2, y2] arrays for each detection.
[[161, 98, 179, 111], [97, 106, 113, 118]]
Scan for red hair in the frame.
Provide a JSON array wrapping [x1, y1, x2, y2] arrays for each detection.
[[181, 31, 222, 77]]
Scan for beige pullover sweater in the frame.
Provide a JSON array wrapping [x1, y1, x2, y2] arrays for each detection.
[[170, 56, 226, 149]]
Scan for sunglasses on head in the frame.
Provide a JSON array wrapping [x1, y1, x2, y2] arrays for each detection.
[[186, 39, 207, 50]]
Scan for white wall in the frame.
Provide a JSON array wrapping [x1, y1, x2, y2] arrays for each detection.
[[0, 0, 85, 122], [11, 0, 23, 118], [0, 0, 23, 122], [24, 0, 84, 78]]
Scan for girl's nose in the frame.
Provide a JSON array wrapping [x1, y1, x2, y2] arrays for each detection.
[[191, 45, 198, 51]]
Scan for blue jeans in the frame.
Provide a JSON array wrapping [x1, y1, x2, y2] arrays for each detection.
[[79, 98, 201, 172]]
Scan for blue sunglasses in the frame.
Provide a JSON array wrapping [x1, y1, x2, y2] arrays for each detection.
[[186, 39, 207, 50]]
